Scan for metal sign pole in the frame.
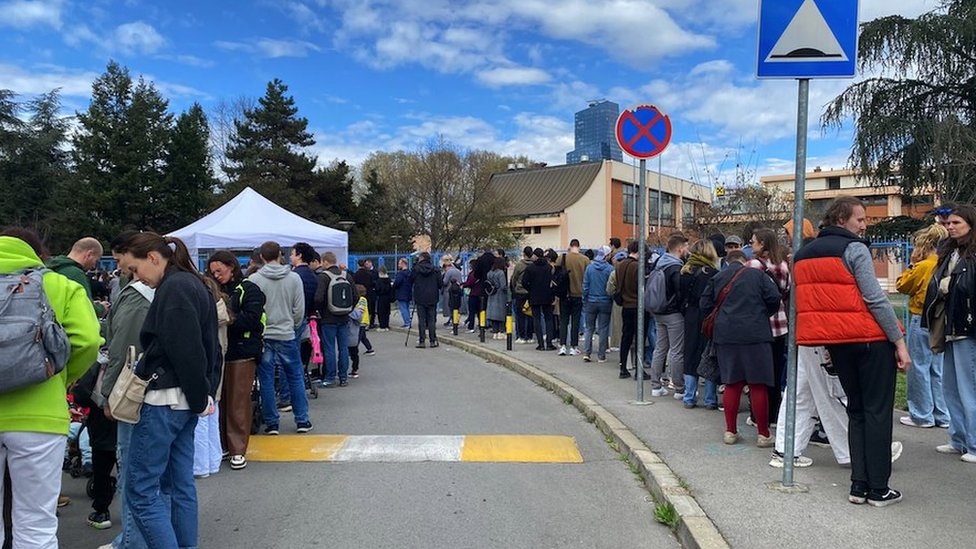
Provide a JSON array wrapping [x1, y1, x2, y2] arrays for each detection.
[[657, 155, 663, 233], [636, 159, 647, 402], [783, 78, 809, 487]]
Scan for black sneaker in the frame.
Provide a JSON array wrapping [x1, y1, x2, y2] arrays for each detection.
[[264, 424, 280, 436], [296, 421, 313, 433], [277, 402, 293, 413], [339, 380, 349, 387], [350, 370, 360, 378], [867, 489, 902, 507], [430, 340, 439, 348], [87, 510, 112, 529], [618, 371, 631, 379], [809, 429, 830, 448], [849, 481, 868, 504], [633, 371, 651, 380], [416, 342, 426, 348], [364, 349, 376, 356]]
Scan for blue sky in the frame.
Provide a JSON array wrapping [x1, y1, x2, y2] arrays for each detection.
[[0, 0, 938, 188]]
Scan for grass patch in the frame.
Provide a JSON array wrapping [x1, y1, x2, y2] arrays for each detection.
[[654, 502, 679, 529], [562, 394, 574, 405], [895, 371, 907, 411]]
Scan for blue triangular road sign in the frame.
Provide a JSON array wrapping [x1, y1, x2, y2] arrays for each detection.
[[757, 0, 859, 79]]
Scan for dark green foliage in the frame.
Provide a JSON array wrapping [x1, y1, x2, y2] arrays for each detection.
[[156, 103, 216, 231], [824, 1, 976, 203]]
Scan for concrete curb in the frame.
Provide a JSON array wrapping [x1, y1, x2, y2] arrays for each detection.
[[420, 331, 730, 549]]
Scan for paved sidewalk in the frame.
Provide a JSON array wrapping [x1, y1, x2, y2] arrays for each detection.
[[426, 326, 975, 548]]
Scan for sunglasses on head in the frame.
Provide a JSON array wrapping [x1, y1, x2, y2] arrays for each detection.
[[935, 207, 953, 217]]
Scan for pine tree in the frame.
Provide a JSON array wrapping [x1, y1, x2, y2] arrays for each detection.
[[157, 104, 215, 231], [71, 61, 173, 240], [223, 78, 318, 213]]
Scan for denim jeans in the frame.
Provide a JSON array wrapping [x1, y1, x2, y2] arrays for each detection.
[[277, 320, 309, 405], [644, 316, 656, 369], [67, 421, 92, 466], [515, 295, 532, 340], [258, 338, 310, 426], [113, 421, 150, 549], [320, 322, 350, 383], [582, 301, 612, 359], [398, 300, 412, 328], [126, 404, 199, 549], [906, 314, 950, 425], [683, 374, 719, 407], [943, 338, 976, 455], [559, 297, 583, 348]]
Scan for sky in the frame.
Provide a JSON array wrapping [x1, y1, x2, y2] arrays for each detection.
[[0, 0, 940, 189]]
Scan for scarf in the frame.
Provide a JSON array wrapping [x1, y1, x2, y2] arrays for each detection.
[[681, 253, 716, 274]]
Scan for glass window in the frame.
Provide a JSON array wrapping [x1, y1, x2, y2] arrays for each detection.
[[682, 201, 695, 226], [648, 192, 659, 223], [659, 193, 675, 225], [623, 185, 637, 224]]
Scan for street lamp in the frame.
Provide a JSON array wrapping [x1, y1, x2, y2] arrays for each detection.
[[391, 234, 402, 259], [338, 220, 356, 232]]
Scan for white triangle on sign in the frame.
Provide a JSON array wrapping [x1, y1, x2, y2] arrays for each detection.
[[766, 0, 848, 63]]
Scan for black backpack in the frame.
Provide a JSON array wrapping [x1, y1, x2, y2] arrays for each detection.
[[552, 254, 570, 299]]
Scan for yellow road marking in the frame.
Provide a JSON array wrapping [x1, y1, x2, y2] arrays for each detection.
[[247, 435, 348, 462], [461, 435, 583, 463]]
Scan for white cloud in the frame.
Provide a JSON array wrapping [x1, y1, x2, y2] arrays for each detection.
[[476, 66, 551, 87], [156, 54, 216, 68], [860, 0, 937, 20], [215, 38, 321, 58], [115, 21, 166, 55], [0, 63, 96, 97], [0, 0, 63, 29]]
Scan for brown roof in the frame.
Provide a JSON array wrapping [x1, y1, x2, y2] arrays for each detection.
[[488, 163, 603, 217]]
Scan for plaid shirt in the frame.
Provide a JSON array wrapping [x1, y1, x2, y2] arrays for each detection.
[[746, 258, 790, 337]]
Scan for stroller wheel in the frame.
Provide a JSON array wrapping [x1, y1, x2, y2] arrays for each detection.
[[86, 477, 95, 499], [309, 382, 319, 399]]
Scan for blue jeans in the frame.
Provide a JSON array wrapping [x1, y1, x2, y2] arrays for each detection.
[[277, 320, 309, 405], [683, 374, 719, 407], [906, 314, 950, 425], [644, 316, 657, 368], [67, 421, 92, 466], [126, 405, 199, 549], [320, 322, 350, 384], [398, 300, 412, 327], [944, 338, 976, 454], [258, 339, 310, 426], [582, 301, 612, 359], [112, 421, 150, 549]]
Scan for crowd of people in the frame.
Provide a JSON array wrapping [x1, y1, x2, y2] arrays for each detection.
[[2, 194, 975, 547]]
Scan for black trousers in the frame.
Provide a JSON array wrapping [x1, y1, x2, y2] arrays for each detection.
[[367, 292, 378, 328], [466, 294, 481, 330], [87, 406, 117, 513], [559, 297, 582, 348], [377, 298, 391, 329], [619, 307, 637, 373], [417, 305, 437, 343], [769, 335, 787, 424], [531, 304, 554, 347], [349, 345, 359, 372], [827, 341, 897, 494]]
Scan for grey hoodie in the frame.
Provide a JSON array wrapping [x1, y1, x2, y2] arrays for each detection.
[[248, 263, 304, 341]]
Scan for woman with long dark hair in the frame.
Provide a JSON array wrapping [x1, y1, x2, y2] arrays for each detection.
[[745, 228, 790, 426], [120, 233, 220, 548], [680, 239, 720, 409], [207, 250, 265, 471], [924, 204, 976, 462]]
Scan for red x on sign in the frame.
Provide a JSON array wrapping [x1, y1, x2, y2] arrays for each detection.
[[615, 104, 672, 159]]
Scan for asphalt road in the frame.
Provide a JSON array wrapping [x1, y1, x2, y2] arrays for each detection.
[[56, 331, 677, 548]]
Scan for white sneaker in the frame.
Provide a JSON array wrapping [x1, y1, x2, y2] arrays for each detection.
[[558, 345, 567, 356], [890, 441, 903, 463], [672, 391, 685, 400], [936, 444, 962, 455], [650, 388, 669, 397], [961, 453, 976, 463], [514, 338, 525, 344], [768, 451, 813, 468], [568, 348, 581, 356], [899, 415, 934, 428]]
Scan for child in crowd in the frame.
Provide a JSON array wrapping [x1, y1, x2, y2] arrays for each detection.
[[66, 393, 93, 476], [348, 285, 372, 378]]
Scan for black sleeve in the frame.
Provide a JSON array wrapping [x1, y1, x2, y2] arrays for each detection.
[[233, 281, 266, 334], [699, 277, 717, 316], [157, 288, 211, 413], [314, 273, 328, 307]]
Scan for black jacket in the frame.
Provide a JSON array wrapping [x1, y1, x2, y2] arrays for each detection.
[[700, 263, 781, 346], [375, 275, 393, 303], [293, 264, 318, 319], [353, 268, 375, 297], [522, 258, 555, 306], [138, 270, 221, 414], [923, 251, 976, 338], [412, 259, 443, 305], [315, 266, 351, 325], [681, 265, 718, 376], [221, 278, 265, 362], [475, 252, 495, 282]]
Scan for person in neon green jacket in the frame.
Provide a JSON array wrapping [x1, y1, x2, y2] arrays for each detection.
[[0, 229, 103, 548]]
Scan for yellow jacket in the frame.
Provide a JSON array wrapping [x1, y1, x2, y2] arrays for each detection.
[[896, 254, 938, 315]]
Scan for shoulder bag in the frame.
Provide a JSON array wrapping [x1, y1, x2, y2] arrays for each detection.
[[107, 345, 160, 425], [701, 268, 748, 339]]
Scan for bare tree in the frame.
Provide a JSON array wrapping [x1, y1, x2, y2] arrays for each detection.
[[207, 95, 255, 184]]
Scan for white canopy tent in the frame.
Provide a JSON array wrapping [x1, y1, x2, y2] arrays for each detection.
[[168, 186, 348, 265]]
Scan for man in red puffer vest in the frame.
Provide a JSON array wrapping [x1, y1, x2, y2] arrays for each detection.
[[794, 195, 910, 508]]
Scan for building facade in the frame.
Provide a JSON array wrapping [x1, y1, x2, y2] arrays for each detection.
[[489, 160, 711, 250], [566, 100, 623, 164]]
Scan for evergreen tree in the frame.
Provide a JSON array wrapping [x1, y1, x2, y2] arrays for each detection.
[[157, 103, 215, 231], [351, 167, 410, 251], [824, 1, 976, 203], [223, 78, 317, 213], [72, 61, 173, 239]]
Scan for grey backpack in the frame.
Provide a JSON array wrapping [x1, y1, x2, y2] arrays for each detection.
[[643, 262, 670, 314], [0, 269, 71, 394]]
